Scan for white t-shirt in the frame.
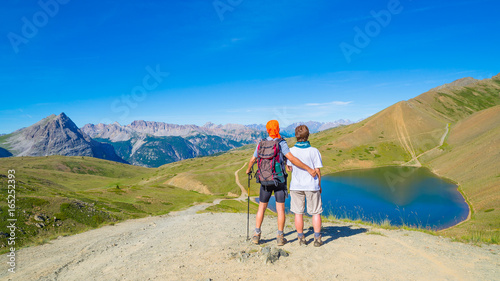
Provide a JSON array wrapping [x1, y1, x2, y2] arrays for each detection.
[[287, 146, 323, 191]]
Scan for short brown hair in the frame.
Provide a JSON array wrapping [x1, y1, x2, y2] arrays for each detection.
[[295, 125, 309, 142]]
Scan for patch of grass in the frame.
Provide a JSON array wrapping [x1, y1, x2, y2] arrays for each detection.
[[458, 231, 500, 245], [200, 200, 260, 214], [59, 202, 113, 227], [112, 202, 146, 214], [19, 197, 50, 207], [439, 142, 450, 150], [366, 231, 386, 236], [325, 214, 436, 235]]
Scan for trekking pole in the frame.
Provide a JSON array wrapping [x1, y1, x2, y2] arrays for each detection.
[[247, 170, 251, 241], [246, 166, 254, 241]]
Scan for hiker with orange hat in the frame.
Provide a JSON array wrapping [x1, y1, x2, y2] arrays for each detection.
[[246, 120, 317, 246]]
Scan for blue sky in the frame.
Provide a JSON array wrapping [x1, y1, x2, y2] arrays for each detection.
[[0, 0, 499, 134]]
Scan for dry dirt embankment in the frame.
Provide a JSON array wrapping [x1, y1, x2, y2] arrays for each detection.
[[1, 203, 499, 281]]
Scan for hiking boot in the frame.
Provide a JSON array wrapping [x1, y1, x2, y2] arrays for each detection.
[[298, 236, 307, 246], [314, 236, 323, 247], [252, 233, 261, 244], [277, 234, 287, 246]]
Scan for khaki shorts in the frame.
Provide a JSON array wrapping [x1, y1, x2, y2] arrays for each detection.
[[290, 190, 323, 215]]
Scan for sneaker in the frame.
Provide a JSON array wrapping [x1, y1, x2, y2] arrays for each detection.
[[314, 236, 323, 247], [277, 234, 287, 246], [298, 236, 307, 246], [252, 233, 261, 244]]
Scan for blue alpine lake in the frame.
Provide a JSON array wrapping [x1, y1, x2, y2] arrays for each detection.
[[259, 166, 470, 230]]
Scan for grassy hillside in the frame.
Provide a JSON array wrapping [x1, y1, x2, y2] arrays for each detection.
[[422, 105, 500, 242], [0, 156, 216, 253]]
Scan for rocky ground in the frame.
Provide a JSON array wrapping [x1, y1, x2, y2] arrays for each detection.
[[1, 203, 499, 281]]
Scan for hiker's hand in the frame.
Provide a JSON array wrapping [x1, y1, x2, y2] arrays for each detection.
[[308, 168, 317, 178], [246, 168, 251, 175], [286, 165, 292, 172]]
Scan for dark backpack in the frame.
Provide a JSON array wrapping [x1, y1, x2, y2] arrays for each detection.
[[254, 138, 288, 187]]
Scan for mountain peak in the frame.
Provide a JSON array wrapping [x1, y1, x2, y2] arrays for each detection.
[[203, 122, 215, 128], [430, 77, 479, 92], [0, 113, 125, 162]]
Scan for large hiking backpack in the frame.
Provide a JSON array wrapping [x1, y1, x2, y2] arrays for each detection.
[[254, 138, 288, 187]]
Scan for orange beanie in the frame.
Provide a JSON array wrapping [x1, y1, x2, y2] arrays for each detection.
[[266, 120, 281, 139]]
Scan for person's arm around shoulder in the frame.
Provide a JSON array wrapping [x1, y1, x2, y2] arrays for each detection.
[[312, 147, 323, 193], [316, 168, 321, 193], [285, 152, 317, 178], [286, 158, 292, 172]]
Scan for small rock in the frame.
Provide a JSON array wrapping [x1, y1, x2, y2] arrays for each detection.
[[239, 252, 250, 262], [34, 214, 45, 222], [279, 249, 289, 257], [261, 246, 271, 255], [260, 246, 288, 264], [35, 222, 45, 228]]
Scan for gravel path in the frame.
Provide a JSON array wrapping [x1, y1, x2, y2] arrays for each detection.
[[1, 204, 499, 281]]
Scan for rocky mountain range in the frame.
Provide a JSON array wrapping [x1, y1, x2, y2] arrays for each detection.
[[0, 113, 125, 163], [80, 120, 267, 167], [279, 120, 353, 137], [82, 121, 265, 143], [0, 114, 269, 168], [0, 113, 356, 167], [246, 119, 353, 137], [0, 112, 352, 168]]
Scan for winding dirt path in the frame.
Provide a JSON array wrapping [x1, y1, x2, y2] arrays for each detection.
[[235, 162, 248, 200], [415, 123, 450, 159], [394, 103, 421, 167], [2, 210, 498, 280]]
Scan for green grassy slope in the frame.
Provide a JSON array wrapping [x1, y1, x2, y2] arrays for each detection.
[[0, 156, 214, 252], [422, 105, 500, 242]]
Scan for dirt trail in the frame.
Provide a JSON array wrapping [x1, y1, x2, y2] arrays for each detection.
[[234, 162, 248, 201], [394, 103, 421, 166], [415, 123, 450, 159], [2, 208, 498, 281]]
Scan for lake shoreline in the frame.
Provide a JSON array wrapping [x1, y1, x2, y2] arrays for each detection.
[[261, 165, 471, 231]]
